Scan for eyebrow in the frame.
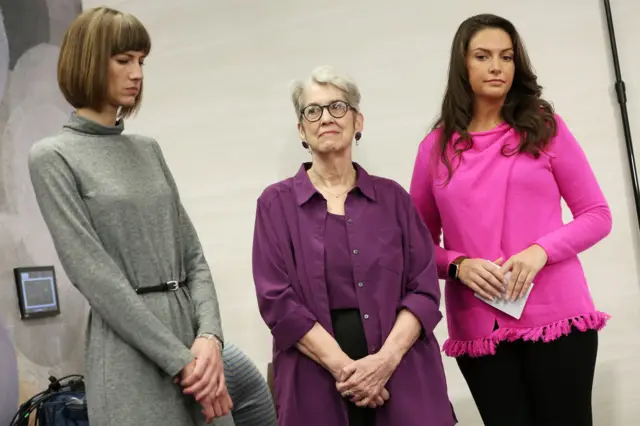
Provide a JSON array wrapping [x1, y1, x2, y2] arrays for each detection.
[[305, 99, 345, 107], [471, 47, 514, 53]]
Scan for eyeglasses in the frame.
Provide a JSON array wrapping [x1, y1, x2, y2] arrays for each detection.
[[300, 100, 354, 122]]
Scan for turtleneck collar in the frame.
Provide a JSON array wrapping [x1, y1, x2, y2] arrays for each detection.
[[63, 112, 125, 136]]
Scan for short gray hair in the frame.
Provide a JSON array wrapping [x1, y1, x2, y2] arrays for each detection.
[[290, 65, 362, 121]]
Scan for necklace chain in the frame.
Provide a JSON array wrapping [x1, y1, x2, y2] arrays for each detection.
[[309, 169, 356, 198]]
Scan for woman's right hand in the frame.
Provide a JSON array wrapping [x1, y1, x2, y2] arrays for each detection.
[[457, 257, 508, 301], [332, 357, 390, 408]]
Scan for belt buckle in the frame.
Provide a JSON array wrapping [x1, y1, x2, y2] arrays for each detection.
[[166, 280, 179, 291]]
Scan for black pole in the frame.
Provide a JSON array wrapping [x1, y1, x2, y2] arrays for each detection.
[[603, 0, 640, 232]]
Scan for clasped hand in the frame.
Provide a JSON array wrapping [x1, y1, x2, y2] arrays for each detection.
[[334, 352, 399, 408], [458, 244, 548, 301], [177, 337, 232, 423]]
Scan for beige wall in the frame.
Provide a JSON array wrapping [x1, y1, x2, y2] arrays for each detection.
[[4, 0, 638, 423]]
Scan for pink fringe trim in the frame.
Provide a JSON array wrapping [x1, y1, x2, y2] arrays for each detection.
[[443, 311, 611, 358]]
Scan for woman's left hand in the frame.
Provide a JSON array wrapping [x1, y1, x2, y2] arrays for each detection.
[[500, 244, 548, 301], [181, 337, 225, 401], [335, 352, 399, 407], [200, 389, 233, 424]]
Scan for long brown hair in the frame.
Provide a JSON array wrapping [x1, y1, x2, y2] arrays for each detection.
[[435, 14, 556, 184]]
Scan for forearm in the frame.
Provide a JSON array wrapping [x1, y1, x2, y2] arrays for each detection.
[[435, 245, 466, 279], [296, 322, 351, 376], [378, 309, 422, 363], [188, 263, 223, 340], [179, 205, 224, 341]]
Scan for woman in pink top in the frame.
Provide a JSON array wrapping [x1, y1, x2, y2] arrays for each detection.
[[410, 14, 611, 426]]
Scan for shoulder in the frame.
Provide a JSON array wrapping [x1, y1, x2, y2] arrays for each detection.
[[417, 128, 442, 154], [369, 174, 412, 205], [257, 177, 296, 209], [546, 113, 582, 155], [28, 135, 66, 166], [125, 133, 161, 151]]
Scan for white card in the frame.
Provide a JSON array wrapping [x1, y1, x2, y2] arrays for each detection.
[[473, 267, 534, 320]]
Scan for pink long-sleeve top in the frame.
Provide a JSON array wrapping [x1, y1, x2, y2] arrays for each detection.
[[409, 114, 612, 358]]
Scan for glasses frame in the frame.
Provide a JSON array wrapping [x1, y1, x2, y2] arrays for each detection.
[[300, 100, 356, 123]]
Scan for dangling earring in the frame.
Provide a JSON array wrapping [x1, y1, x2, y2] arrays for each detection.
[[355, 131, 362, 146], [301, 141, 311, 153]]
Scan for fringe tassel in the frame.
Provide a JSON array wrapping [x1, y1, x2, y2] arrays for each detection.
[[443, 311, 610, 358]]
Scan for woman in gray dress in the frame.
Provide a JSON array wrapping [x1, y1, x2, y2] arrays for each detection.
[[28, 7, 231, 425]]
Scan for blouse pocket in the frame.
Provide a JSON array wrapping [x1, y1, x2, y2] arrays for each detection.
[[376, 227, 404, 275]]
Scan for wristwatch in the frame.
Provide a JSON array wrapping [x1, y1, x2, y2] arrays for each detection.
[[447, 256, 468, 280], [197, 333, 224, 351]]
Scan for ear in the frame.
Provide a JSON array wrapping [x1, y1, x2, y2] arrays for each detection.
[[297, 121, 306, 141], [354, 112, 364, 133]]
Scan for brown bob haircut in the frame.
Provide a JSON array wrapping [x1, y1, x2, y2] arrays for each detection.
[[57, 7, 151, 119]]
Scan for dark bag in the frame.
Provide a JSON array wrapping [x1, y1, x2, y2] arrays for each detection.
[[37, 390, 88, 426], [9, 375, 88, 426]]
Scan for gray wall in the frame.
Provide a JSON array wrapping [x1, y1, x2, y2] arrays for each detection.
[[0, 1, 83, 423]]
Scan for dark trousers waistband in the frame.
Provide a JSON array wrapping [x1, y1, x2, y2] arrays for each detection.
[[135, 281, 186, 295]]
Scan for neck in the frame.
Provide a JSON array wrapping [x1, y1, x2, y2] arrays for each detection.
[[308, 152, 355, 187], [76, 106, 119, 127], [469, 97, 503, 132]]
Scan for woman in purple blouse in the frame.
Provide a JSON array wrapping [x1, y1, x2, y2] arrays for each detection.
[[251, 66, 456, 426]]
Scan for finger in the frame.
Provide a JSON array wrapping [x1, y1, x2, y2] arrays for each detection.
[[184, 358, 215, 396], [341, 363, 357, 381], [485, 262, 508, 287], [213, 366, 226, 397], [472, 270, 503, 299], [337, 372, 360, 393], [181, 357, 204, 387], [492, 257, 504, 266], [469, 281, 496, 301], [195, 364, 221, 400], [201, 401, 215, 424], [517, 271, 535, 300], [476, 268, 505, 296], [510, 267, 528, 301], [380, 387, 390, 400], [505, 263, 521, 300], [498, 258, 513, 277], [224, 393, 234, 413], [213, 399, 224, 418]]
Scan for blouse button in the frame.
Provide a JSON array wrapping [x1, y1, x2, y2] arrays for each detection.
[[358, 281, 364, 287], [347, 218, 353, 224], [363, 314, 370, 320], [352, 249, 359, 255]]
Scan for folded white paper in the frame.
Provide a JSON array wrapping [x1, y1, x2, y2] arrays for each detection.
[[474, 268, 534, 320]]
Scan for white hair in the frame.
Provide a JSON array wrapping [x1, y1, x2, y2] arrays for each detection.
[[290, 65, 361, 121]]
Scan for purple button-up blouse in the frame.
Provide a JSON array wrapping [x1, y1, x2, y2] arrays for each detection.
[[252, 163, 456, 426], [325, 213, 359, 309]]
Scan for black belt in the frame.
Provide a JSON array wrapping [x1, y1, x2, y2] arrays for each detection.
[[135, 280, 187, 295]]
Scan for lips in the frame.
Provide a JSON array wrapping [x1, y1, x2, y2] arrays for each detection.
[[319, 130, 338, 137]]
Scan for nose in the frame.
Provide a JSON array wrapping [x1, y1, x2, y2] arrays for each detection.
[[319, 106, 335, 124], [130, 63, 143, 80], [489, 57, 502, 75]]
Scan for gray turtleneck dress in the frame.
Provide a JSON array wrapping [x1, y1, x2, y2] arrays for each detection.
[[27, 114, 228, 426]]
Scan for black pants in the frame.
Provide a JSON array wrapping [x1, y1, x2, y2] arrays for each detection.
[[456, 328, 598, 426], [331, 309, 376, 426]]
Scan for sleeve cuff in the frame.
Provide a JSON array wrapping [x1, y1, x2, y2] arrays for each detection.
[[399, 294, 442, 335], [533, 238, 555, 264], [167, 348, 196, 378], [271, 306, 317, 351]]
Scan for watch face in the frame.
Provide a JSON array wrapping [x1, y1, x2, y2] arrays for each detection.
[[448, 263, 458, 279]]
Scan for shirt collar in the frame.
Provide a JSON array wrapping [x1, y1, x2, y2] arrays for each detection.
[[293, 162, 377, 206]]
